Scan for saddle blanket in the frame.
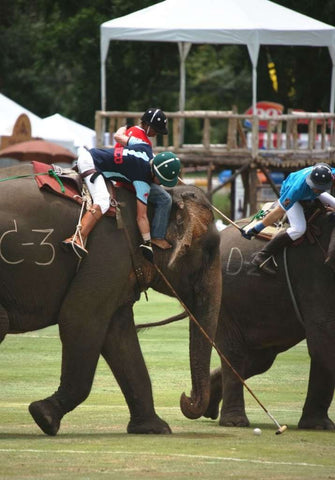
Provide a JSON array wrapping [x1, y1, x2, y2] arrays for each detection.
[[32, 161, 117, 216]]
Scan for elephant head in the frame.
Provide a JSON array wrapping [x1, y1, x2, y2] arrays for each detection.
[[149, 185, 222, 419]]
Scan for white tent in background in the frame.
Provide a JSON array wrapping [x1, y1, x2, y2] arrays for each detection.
[[100, 0, 335, 113], [0, 94, 95, 153], [41, 114, 96, 149], [0, 93, 43, 136]]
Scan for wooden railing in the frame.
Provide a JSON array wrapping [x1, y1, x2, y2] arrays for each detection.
[[95, 110, 335, 161]]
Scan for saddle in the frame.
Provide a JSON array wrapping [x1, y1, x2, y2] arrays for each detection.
[[245, 200, 326, 245], [32, 161, 117, 217]]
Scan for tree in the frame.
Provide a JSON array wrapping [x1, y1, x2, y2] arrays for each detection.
[[1, 0, 335, 132]]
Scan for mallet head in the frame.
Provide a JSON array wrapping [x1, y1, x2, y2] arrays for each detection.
[[275, 425, 288, 435]]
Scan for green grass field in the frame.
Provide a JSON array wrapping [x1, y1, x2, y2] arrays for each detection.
[[0, 290, 334, 479]]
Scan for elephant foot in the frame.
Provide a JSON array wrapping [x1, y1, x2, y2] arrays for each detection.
[[219, 412, 250, 427], [298, 414, 335, 430], [127, 415, 172, 434], [29, 398, 63, 436]]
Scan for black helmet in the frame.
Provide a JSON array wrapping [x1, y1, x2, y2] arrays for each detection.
[[152, 152, 180, 187], [141, 108, 168, 134], [306, 163, 333, 191]]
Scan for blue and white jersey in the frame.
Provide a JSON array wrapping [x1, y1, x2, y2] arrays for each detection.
[[89, 144, 153, 204], [279, 166, 335, 211]]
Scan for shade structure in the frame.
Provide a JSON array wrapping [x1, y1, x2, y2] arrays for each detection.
[[101, 0, 335, 113], [0, 140, 77, 165]]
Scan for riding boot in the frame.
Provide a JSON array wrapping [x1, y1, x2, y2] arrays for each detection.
[[251, 231, 293, 275], [62, 204, 103, 257]]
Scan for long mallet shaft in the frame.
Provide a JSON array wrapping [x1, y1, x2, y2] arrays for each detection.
[[154, 264, 287, 435], [177, 177, 243, 232]]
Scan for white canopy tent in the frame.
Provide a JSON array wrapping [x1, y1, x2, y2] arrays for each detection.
[[0, 93, 43, 136], [100, 0, 335, 114], [0, 95, 96, 153], [41, 114, 96, 149]]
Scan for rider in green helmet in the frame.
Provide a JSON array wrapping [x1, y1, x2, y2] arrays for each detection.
[[63, 143, 181, 262]]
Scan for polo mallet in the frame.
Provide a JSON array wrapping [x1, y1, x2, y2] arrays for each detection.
[[177, 177, 269, 240], [154, 263, 287, 435]]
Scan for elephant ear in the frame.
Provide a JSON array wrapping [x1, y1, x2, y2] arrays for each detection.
[[166, 187, 214, 268]]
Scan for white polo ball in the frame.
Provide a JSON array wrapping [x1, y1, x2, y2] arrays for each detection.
[[253, 427, 262, 436]]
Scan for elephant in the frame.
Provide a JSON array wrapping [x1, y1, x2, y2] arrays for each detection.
[[0, 163, 222, 436], [204, 207, 335, 430]]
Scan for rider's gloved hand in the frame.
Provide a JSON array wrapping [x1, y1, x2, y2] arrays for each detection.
[[140, 240, 154, 263], [240, 222, 265, 240]]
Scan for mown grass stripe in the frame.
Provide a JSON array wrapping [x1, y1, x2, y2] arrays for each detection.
[[0, 449, 327, 468]]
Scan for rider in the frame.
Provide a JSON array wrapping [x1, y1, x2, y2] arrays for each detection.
[[62, 143, 180, 261], [114, 108, 173, 250], [242, 163, 335, 274]]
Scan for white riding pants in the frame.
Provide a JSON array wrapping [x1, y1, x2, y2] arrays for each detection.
[[77, 147, 110, 214], [284, 192, 335, 241]]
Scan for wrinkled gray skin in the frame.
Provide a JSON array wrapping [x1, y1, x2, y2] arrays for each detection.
[[0, 164, 222, 435], [205, 213, 335, 430]]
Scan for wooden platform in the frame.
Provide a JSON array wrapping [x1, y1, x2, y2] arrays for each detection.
[[95, 110, 335, 217]]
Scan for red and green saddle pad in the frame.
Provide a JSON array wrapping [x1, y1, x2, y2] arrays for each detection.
[[32, 161, 82, 205], [32, 161, 117, 216]]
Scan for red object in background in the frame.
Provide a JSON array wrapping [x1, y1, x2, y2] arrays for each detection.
[[0, 139, 77, 164], [244, 101, 284, 131]]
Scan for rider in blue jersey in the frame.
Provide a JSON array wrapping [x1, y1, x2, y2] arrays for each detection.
[[62, 143, 180, 261], [242, 163, 335, 275]]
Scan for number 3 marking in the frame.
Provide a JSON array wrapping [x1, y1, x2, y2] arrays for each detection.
[[33, 229, 55, 265]]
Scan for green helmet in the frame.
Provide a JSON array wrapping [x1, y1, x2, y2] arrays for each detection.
[[152, 152, 181, 187]]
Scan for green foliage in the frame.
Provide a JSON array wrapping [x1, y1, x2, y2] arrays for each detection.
[[1, 0, 335, 131]]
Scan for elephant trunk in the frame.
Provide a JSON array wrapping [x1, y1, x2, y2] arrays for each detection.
[[180, 237, 222, 419], [180, 322, 213, 419]]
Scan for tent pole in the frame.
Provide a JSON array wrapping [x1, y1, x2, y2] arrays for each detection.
[[252, 64, 257, 114], [101, 60, 106, 112], [178, 42, 191, 145], [328, 46, 335, 114]]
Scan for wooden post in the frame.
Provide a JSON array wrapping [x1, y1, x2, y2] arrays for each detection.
[[230, 176, 236, 220], [292, 119, 298, 149], [95, 111, 103, 147], [321, 119, 326, 149], [277, 120, 283, 149], [173, 118, 180, 149], [227, 116, 237, 149], [249, 166, 258, 214], [203, 117, 210, 150], [242, 169, 249, 217], [308, 119, 316, 149], [206, 161, 214, 202], [251, 117, 259, 158]]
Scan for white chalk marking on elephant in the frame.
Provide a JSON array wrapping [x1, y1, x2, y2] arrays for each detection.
[[226, 247, 243, 275], [0, 220, 24, 264], [0, 449, 327, 468], [0, 221, 55, 266], [32, 229, 55, 266]]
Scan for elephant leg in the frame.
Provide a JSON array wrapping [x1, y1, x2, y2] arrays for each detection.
[[101, 303, 171, 434], [219, 365, 249, 427], [218, 346, 278, 427], [298, 358, 335, 430], [203, 367, 222, 420], [0, 303, 9, 343], [29, 306, 110, 436]]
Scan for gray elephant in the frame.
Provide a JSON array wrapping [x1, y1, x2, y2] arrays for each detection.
[[0, 163, 222, 435], [205, 209, 335, 430]]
